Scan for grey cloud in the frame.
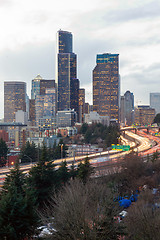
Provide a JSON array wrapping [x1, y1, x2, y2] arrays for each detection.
[[0, 41, 55, 96], [23, 10, 51, 25], [0, 0, 12, 7], [102, 1, 160, 24]]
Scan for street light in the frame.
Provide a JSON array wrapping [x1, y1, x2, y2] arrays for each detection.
[[60, 144, 63, 159]]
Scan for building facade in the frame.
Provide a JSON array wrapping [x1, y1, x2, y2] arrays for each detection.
[[120, 91, 134, 126], [84, 111, 110, 126], [31, 74, 55, 99], [79, 88, 85, 123], [93, 53, 120, 121], [56, 30, 79, 117], [150, 93, 160, 114], [56, 109, 77, 127], [134, 105, 155, 125], [35, 88, 56, 125], [4, 81, 26, 122]]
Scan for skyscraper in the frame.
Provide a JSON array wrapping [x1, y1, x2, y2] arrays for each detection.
[[4, 81, 26, 122], [31, 74, 55, 99], [120, 91, 134, 126], [79, 88, 85, 123], [56, 30, 79, 116], [150, 93, 160, 114], [93, 53, 120, 121]]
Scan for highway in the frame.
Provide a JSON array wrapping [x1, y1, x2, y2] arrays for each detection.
[[0, 129, 157, 185]]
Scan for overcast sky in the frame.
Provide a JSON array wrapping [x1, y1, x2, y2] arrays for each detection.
[[0, 0, 160, 118]]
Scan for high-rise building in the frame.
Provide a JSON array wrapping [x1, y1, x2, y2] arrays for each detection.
[[79, 88, 85, 123], [70, 78, 79, 118], [120, 91, 134, 126], [35, 88, 56, 125], [150, 93, 160, 114], [29, 99, 35, 125], [93, 53, 120, 121], [31, 74, 55, 99], [134, 105, 155, 125], [56, 30, 78, 116], [4, 81, 26, 122]]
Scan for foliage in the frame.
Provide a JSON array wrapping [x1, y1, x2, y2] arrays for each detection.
[[80, 123, 120, 147], [79, 123, 89, 134], [41, 180, 125, 240], [0, 138, 8, 167], [153, 113, 160, 125], [51, 139, 67, 160], [125, 190, 160, 240], [77, 157, 94, 184], [27, 145, 57, 209], [57, 161, 70, 186], [20, 141, 38, 163], [0, 164, 38, 240]]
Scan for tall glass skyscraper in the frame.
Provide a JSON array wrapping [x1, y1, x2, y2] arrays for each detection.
[[93, 53, 120, 121], [56, 30, 79, 115]]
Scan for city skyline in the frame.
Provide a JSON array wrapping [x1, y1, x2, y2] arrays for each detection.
[[0, 0, 160, 118]]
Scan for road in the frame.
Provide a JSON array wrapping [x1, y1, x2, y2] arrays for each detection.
[[0, 130, 157, 184]]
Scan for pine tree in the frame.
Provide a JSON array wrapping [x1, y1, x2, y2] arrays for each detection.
[[57, 161, 70, 185], [28, 145, 57, 209], [77, 157, 94, 184], [0, 138, 8, 167], [0, 164, 38, 240]]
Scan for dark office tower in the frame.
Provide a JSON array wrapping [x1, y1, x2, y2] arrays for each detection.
[[85, 103, 90, 114], [79, 88, 85, 123], [31, 74, 55, 99], [70, 78, 79, 118], [4, 81, 26, 122], [57, 30, 72, 53], [56, 30, 77, 111], [93, 53, 120, 121]]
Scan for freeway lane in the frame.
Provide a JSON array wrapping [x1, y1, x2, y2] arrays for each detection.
[[0, 130, 155, 185]]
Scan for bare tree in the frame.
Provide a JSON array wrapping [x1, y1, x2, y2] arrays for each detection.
[[41, 179, 125, 240], [124, 190, 160, 240]]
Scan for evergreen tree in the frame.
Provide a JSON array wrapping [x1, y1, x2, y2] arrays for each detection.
[[77, 157, 94, 184], [20, 141, 37, 163], [28, 145, 57, 208], [0, 138, 8, 167], [153, 113, 160, 126], [57, 161, 70, 185], [80, 123, 88, 134], [70, 163, 77, 180], [0, 164, 38, 240]]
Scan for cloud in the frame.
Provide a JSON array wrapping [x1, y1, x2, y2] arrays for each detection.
[[0, 41, 55, 96]]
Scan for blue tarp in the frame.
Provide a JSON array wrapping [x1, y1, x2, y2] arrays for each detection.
[[119, 199, 131, 208]]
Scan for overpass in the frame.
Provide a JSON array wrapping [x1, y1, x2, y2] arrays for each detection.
[[0, 122, 27, 131], [120, 125, 160, 135]]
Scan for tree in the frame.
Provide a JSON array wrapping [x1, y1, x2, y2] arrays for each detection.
[[125, 190, 160, 240], [77, 157, 94, 184], [53, 139, 67, 160], [0, 164, 38, 240], [20, 141, 38, 163], [57, 161, 70, 186], [41, 180, 125, 240], [28, 145, 57, 209], [0, 138, 8, 167], [80, 123, 88, 134], [153, 113, 160, 126]]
